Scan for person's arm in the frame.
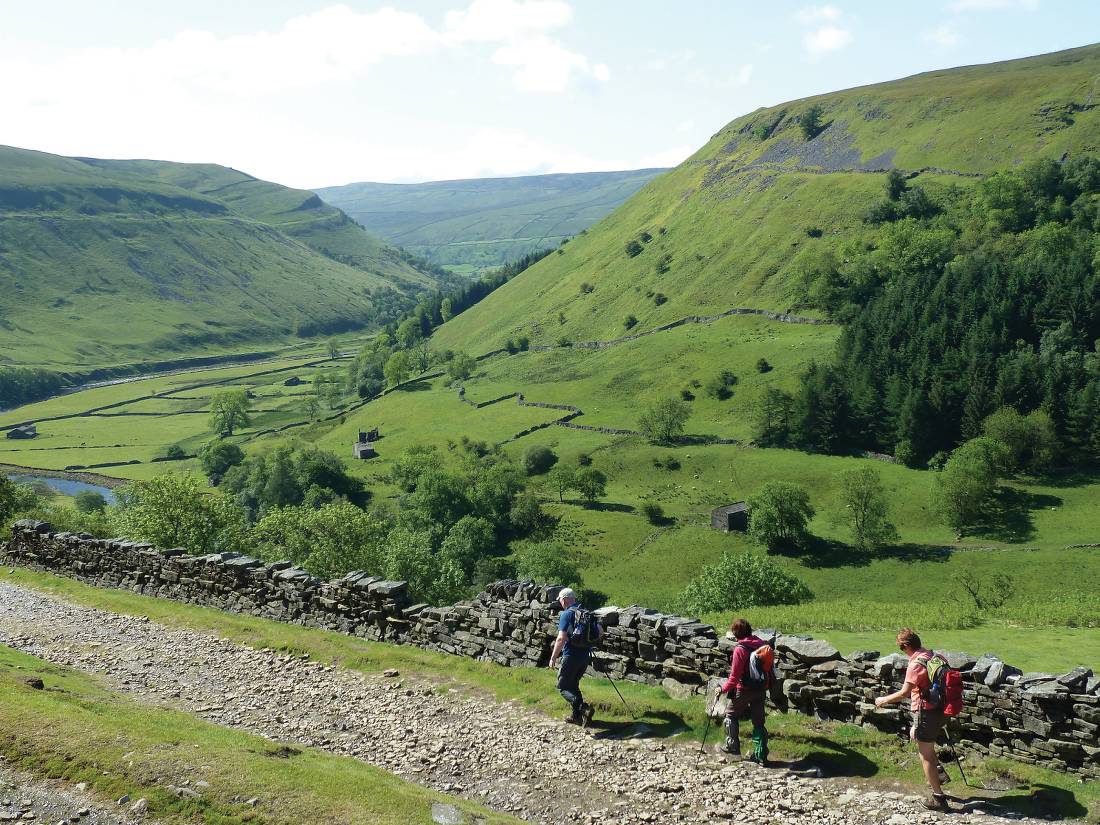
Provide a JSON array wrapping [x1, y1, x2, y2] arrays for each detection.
[[875, 680, 914, 707], [548, 630, 567, 669], [718, 646, 745, 694]]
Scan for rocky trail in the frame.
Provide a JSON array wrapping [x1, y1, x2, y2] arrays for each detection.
[[0, 761, 142, 825], [0, 582, 1053, 825]]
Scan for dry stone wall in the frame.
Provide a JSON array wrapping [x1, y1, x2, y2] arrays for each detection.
[[5, 520, 1099, 778]]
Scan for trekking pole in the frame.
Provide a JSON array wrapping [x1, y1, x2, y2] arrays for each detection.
[[594, 657, 638, 719], [699, 710, 713, 755], [943, 728, 973, 788]]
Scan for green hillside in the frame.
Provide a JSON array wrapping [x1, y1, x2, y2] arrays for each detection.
[[431, 44, 1100, 353], [0, 147, 449, 373], [315, 169, 665, 273]]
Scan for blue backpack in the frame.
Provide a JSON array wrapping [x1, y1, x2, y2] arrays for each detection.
[[568, 607, 601, 649]]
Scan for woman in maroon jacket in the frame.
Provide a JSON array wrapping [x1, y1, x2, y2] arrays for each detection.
[[714, 618, 770, 764]]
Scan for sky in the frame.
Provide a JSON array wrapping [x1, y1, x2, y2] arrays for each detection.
[[2, 1, 1098, 188]]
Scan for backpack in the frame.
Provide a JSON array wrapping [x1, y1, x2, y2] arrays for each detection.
[[739, 642, 775, 690], [567, 607, 600, 649], [917, 652, 964, 717]]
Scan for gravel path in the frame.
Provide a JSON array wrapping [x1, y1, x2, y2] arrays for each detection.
[[0, 761, 142, 824], [0, 582, 1046, 825]]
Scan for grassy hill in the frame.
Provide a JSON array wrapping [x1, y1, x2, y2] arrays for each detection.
[[430, 43, 1100, 354], [0, 147, 449, 372], [315, 169, 665, 274]]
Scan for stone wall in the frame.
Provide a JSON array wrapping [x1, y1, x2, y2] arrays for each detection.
[[5, 521, 1099, 778]]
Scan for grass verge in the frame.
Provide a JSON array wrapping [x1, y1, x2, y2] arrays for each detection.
[[0, 643, 520, 825], [5, 568, 1098, 821]]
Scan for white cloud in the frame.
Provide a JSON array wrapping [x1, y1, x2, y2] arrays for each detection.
[[637, 145, 693, 169], [803, 26, 853, 58], [676, 120, 695, 132], [924, 24, 961, 47], [731, 64, 754, 86], [444, 0, 572, 42], [795, 4, 843, 24], [947, 0, 1037, 10], [492, 37, 609, 92]]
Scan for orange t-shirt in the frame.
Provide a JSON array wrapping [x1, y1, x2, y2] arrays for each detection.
[[905, 649, 933, 712]]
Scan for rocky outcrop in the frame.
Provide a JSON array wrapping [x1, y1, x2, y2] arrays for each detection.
[[5, 520, 1099, 779]]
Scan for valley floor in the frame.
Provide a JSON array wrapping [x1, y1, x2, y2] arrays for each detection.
[[1, 573, 1093, 824]]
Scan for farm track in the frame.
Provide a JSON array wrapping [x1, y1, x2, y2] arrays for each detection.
[[0, 580, 1039, 825]]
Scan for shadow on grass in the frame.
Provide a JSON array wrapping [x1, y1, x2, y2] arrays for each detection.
[[392, 380, 432, 393], [969, 487, 1062, 543], [577, 501, 636, 514], [772, 537, 870, 569], [950, 783, 1088, 821], [1026, 466, 1100, 489], [879, 543, 954, 563], [782, 735, 879, 778]]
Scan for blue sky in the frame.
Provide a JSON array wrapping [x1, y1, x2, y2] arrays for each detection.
[[2, 1, 1098, 188]]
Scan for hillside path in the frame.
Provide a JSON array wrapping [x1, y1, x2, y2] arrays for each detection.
[[0, 581, 1041, 825], [0, 762, 142, 824]]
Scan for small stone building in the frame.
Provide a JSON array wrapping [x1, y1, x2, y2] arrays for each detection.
[[710, 501, 748, 532], [353, 428, 379, 459], [283, 376, 303, 387], [6, 424, 37, 440]]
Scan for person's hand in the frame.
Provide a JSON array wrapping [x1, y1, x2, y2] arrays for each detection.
[[874, 696, 887, 708], [548, 658, 558, 670]]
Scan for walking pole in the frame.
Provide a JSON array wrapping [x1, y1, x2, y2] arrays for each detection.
[[593, 656, 638, 719], [943, 729, 973, 788], [699, 710, 713, 755]]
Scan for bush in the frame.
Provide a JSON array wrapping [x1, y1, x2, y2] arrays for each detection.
[[806, 227, 823, 238], [894, 439, 917, 468], [505, 339, 518, 354], [705, 371, 737, 401], [624, 240, 644, 258], [755, 358, 772, 373], [523, 445, 558, 476], [579, 282, 595, 294], [799, 104, 824, 140], [517, 335, 530, 351], [638, 397, 691, 444], [163, 444, 187, 461], [747, 481, 815, 551], [641, 501, 665, 525], [623, 314, 638, 330], [576, 452, 593, 466], [981, 407, 1057, 473], [199, 439, 245, 479], [676, 551, 812, 615], [446, 352, 476, 381], [655, 253, 672, 275], [73, 490, 107, 513], [680, 388, 695, 401], [653, 293, 668, 306], [555, 335, 572, 348]]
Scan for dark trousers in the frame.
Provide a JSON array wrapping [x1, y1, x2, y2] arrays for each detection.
[[557, 654, 589, 717], [724, 687, 767, 757]]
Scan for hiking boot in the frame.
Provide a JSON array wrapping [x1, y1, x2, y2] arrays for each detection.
[[580, 703, 595, 728], [746, 753, 771, 768], [564, 714, 583, 725], [920, 794, 950, 812], [713, 743, 742, 759]]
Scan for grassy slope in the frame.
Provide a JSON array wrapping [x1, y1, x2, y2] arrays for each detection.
[[0, 644, 519, 825], [431, 44, 1100, 354], [0, 147, 439, 370], [6, 568, 1098, 822], [316, 169, 665, 271]]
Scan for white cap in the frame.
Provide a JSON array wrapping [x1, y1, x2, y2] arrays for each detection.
[[558, 587, 576, 600]]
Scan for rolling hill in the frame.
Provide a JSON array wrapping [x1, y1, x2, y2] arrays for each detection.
[[315, 168, 666, 273], [430, 43, 1100, 354], [0, 146, 451, 373]]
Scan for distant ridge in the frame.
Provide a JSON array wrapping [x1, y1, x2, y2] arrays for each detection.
[[316, 168, 667, 273]]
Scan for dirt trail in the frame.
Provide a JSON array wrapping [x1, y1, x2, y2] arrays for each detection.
[[0, 581, 1042, 825]]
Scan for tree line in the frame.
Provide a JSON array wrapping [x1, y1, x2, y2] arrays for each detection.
[[761, 155, 1100, 468]]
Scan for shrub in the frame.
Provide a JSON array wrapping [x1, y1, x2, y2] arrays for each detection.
[[755, 358, 772, 373], [638, 397, 691, 444], [799, 104, 824, 140], [981, 407, 1057, 473], [163, 444, 187, 461], [806, 227, 823, 238], [446, 351, 476, 381], [676, 551, 812, 615], [894, 439, 917, 468], [680, 388, 695, 401], [576, 452, 593, 466], [747, 481, 815, 551], [555, 335, 572, 348], [655, 253, 672, 275], [624, 240, 644, 258], [517, 335, 530, 351], [623, 314, 638, 330], [523, 445, 558, 476], [641, 501, 665, 525], [579, 282, 595, 294], [639, 231, 653, 244], [198, 439, 244, 479], [653, 293, 668, 306], [73, 490, 107, 513], [505, 339, 518, 354]]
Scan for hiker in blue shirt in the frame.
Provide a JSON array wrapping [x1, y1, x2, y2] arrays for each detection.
[[548, 587, 600, 725]]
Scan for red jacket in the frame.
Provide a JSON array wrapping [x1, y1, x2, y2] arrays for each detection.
[[721, 635, 766, 694]]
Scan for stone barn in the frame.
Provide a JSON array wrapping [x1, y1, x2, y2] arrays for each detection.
[[6, 424, 37, 440], [710, 501, 748, 532], [283, 376, 303, 387], [353, 428, 379, 459]]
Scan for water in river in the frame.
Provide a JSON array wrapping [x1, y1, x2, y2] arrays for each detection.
[[7, 474, 117, 505]]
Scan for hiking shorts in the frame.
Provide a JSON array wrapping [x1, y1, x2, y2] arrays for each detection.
[[911, 708, 946, 743]]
